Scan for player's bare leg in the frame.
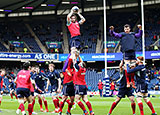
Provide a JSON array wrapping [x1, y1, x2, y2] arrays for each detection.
[[37, 95, 43, 112], [26, 95, 33, 115], [129, 96, 136, 115], [17, 98, 26, 115], [66, 96, 75, 115], [59, 95, 68, 115], [51, 94, 59, 113], [83, 95, 94, 115], [75, 95, 88, 115], [108, 97, 121, 115], [139, 93, 157, 115], [42, 95, 49, 112], [124, 60, 136, 88]]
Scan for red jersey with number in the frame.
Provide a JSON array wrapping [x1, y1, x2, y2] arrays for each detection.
[[16, 70, 31, 89], [68, 21, 80, 38], [74, 66, 86, 85]]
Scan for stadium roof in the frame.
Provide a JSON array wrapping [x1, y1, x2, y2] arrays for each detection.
[[0, 0, 159, 17]]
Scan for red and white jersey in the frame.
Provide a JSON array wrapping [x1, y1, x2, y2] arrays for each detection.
[[16, 70, 31, 89], [68, 21, 80, 38], [74, 66, 86, 85]]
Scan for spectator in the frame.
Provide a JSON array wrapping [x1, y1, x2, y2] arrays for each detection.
[[109, 80, 115, 97], [97, 79, 104, 97], [24, 48, 27, 53]]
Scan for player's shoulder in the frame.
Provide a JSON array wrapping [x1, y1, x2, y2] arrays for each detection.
[[130, 32, 135, 35], [119, 32, 125, 35]]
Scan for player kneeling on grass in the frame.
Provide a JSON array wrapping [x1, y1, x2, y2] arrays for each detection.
[[108, 60, 136, 115], [15, 62, 33, 115], [33, 66, 50, 112], [73, 54, 94, 115], [127, 56, 157, 115]]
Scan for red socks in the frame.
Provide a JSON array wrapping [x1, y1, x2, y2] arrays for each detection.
[[59, 101, 64, 112], [147, 101, 156, 114], [78, 101, 86, 112], [19, 103, 25, 112], [32, 99, 35, 112], [38, 98, 43, 109], [28, 103, 33, 115], [44, 100, 48, 110], [15, 94, 18, 99], [109, 102, 117, 114], [59, 96, 62, 99], [10, 93, 13, 99], [67, 102, 73, 113], [53, 99, 58, 109], [66, 99, 71, 104], [86, 101, 92, 112], [131, 102, 136, 114], [56, 98, 60, 107], [138, 102, 144, 115]]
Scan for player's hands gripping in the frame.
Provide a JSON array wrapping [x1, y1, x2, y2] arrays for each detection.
[[57, 88, 61, 93], [71, 6, 79, 14], [45, 88, 48, 92], [137, 24, 142, 30], [109, 26, 114, 31]]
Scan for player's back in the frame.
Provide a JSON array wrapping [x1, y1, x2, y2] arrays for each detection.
[[74, 66, 86, 85], [119, 70, 127, 89], [134, 65, 146, 84], [16, 70, 31, 89]]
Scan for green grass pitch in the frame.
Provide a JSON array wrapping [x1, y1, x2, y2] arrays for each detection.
[[0, 95, 160, 115]]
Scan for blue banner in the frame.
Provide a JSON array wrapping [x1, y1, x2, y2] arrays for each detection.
[[0, 53, 58, 60], [59, 51, 160, 61], [0, 50, 159, 61]]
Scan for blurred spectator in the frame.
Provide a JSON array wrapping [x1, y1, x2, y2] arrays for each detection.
[[97, 79, 104, 97], [109, 80, 115, 97], [24, 48, 27, 53]]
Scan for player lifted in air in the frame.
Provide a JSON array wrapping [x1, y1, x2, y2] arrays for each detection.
[[108, 61, 136, 115], [63, 6, 86, 73], [15, 62, 33, 115], [127, 56, 157, 115], [109, 24, 142, 88], [47, 63, 61, 113], [73, 53, 94, 115], [32, 66, 50, 112]]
